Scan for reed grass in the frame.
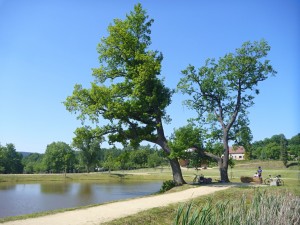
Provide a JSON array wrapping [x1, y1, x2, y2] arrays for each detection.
[[174, 189, 300, 225]]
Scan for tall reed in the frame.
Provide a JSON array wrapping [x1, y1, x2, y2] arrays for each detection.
[[174, 189, 300, 225]]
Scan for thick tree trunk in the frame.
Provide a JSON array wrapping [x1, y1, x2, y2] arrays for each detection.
[[155, 120, 186, 186], [219, 161, 230, 182], [168, 157, 186, 185], [221, 132, 230, 182], [201, 149, 230, 182]]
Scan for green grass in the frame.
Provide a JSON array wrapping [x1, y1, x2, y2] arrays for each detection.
[[0, 171, 171, 183]]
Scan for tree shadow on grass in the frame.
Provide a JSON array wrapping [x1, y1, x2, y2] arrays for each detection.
[[109, 173, 133, 180], [286, 162, 299, 168]]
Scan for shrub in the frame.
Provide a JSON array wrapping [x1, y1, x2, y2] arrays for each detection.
[[240, 176, 253, 183], [160, 180, 176, 193]]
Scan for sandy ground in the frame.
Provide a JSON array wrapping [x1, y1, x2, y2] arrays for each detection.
[[3, 185, 230, 225]]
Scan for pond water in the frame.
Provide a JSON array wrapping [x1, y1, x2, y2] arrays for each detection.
[[0, 180, 162, 218]]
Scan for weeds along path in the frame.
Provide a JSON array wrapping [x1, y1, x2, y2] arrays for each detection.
[[3, 186, 230, 225]]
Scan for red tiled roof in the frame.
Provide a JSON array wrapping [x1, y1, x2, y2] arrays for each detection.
[[229, 146, 245, 154]]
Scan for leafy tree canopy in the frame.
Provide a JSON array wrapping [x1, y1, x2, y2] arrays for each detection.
[[64, 3, 172, 148], [178, 40, 276, 182], [178, 39, 276, 144], [0, 143, 23, 174], [43, 142, 75, 173], [169, 124, 204, 159], [72, 126, 103, 172]]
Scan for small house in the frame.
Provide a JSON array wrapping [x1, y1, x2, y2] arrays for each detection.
[[229, 146, 245, 160]]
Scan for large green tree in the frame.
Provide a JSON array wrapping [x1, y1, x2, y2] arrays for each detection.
[[72, 126, 103, 172], [178, 40, 276, 182], [64, 4, 185, 184], [43, 142, 76, 173], [0, 143, 23, 174], [288, 133, 300, 161]]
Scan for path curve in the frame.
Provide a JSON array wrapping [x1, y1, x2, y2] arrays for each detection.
[[3, 186, 230, 225]]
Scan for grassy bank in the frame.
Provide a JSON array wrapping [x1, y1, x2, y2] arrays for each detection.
[[102, 160, 299, 225], [0, 171, 171, 183], [103, 185, 300, 225]]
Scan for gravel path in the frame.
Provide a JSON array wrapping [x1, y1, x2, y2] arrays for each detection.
[[3, 186, 230, 225]]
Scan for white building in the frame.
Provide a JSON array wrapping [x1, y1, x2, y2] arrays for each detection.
[[229, 146, 245, 160]]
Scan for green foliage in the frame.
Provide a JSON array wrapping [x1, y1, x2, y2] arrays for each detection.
[[160, 180, 176, 193], [174, 190, 300, 225], [147, 151, 165, 168], [72, 126, 103, 172], [169, 124, 204, 159], [178, 40, 276, 181], [228, 157, 235, 168], [101, 145, 166, 171], [205, 142, 224, 156], [280, 135, 288, 167], [0, 143, 23, 174], [43, 142, 76, 173], [22, 153, 45, 174], [178, 40, 276, 144], [251, 133, 298, 162], [288, 133, 300, 160], [64, 3, 172, 147]]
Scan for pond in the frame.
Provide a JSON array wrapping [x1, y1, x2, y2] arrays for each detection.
[[0, 180, 162, 218]]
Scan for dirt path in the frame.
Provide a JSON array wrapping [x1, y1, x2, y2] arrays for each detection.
[[3, 186, 230, 225]]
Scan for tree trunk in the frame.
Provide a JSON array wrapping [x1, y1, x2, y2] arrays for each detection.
[[155, 122, 186, 186], [221, 131, 230, 182], [201, 149, 230, 182], [219, 165, 229, 182], [168, 157, 186, 185]]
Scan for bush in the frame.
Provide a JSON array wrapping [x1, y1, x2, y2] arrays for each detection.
[[160, 180, 176, 193], [240, 176, 253, 183]]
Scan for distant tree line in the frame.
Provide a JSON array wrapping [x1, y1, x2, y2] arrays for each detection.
[[0, 133, 299, 174], [250, 133, 300, 166], [0, 142, 167, 174]]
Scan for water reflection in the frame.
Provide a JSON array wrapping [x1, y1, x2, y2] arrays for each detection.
[[0, 183, 16, 191], [0, 181, 162, 218], [40, 182, 71, 194]]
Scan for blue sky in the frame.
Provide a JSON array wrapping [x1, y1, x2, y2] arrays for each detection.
[[0, 0, 299, 153]]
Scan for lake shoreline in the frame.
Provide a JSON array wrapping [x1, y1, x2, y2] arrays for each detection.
[[0, 180, 163, 219], [1, 185, 232, 225]]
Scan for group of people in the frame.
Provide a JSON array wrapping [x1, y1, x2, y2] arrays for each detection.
[[253, 166, 263, 178]]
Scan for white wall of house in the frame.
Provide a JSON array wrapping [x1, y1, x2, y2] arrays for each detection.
[[229, 153, 244, 160]]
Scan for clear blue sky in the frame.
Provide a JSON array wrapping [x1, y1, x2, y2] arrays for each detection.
[[0, 0, 299, 153]]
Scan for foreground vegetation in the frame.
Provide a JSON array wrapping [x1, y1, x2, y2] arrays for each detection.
[[102, 184, 300, 225], [174, 190, 299, 225], [100, 160, 299, 224]]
